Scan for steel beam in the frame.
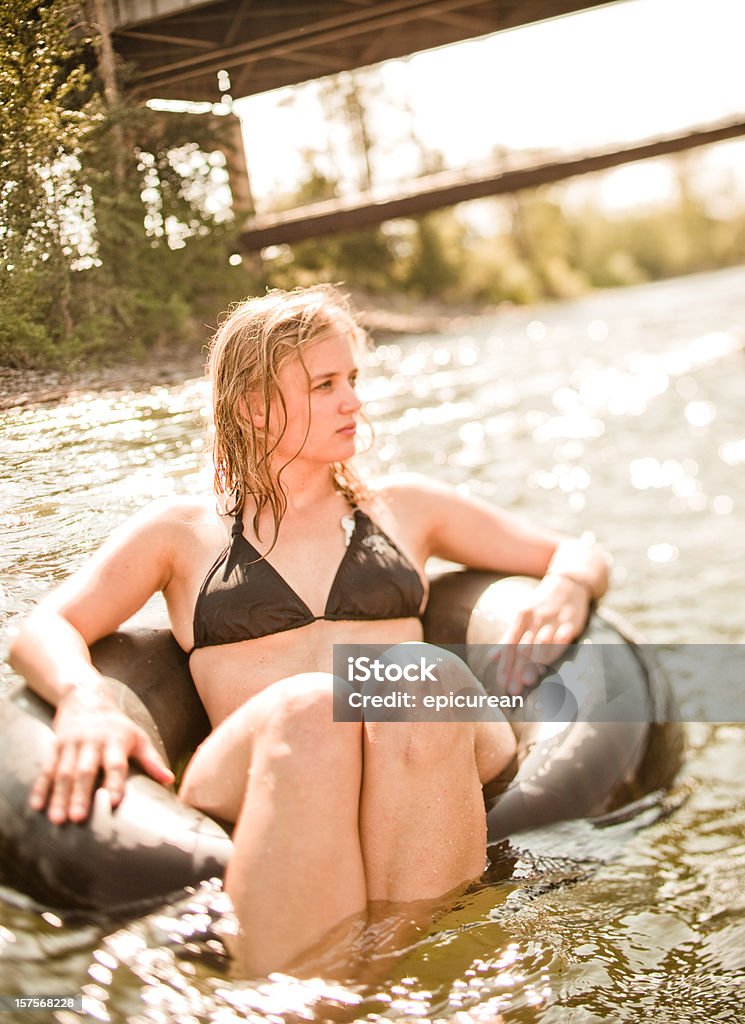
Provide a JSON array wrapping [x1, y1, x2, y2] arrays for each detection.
[[238, 119, 745, 250]]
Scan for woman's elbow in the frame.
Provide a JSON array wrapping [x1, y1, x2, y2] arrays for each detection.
[[7, 607, 66, 675], [7, 615, 36, 674]]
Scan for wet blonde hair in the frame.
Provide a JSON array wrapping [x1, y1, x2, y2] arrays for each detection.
[[207, 284, 369, 545]]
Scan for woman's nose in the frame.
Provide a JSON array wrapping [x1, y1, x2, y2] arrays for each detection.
[[340, 384, 362, 413]]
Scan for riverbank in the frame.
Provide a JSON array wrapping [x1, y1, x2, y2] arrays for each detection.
[[0, 295, 486, 410], [0, 348, 208, 411]]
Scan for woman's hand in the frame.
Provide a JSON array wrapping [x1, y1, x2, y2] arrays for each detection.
[[30, 687, 175, 825], [495, 574, 593, 695]]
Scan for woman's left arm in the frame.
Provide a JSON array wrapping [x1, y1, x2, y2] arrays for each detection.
[[386, 476, 610, 691]]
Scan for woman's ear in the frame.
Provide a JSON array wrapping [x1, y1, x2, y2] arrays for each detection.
[[239, 393, 266, 429]]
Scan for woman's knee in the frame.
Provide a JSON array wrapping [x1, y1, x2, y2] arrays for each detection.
[[366, 719, 476, 775], [179, 673, 361, 816], [258, 672, 362, 764]]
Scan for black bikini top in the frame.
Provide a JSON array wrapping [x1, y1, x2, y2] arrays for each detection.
[[191, 507, 426, 651]]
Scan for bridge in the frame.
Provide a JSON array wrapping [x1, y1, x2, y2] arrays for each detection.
[[103, 0, 745, 248], [237, 118, 745, 251], [106, 0, 613, 102]]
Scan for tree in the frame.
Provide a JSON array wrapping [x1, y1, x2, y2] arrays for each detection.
[[0, 0, 249, 368], [0, 0, 91, 363]]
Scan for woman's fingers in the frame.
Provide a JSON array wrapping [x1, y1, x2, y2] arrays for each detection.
[[30, 712, 175, 824], [534, 622, 556, 646], [498, 613, 547, 693], [517, 630, 535, 659], [554, 621, 576, 644], [68, 741, 101, 822], [29, 750, 56, 812], [46, 740, 79, 825], [492, 575, 594, 694], [530, 622, 567, 667], [496, 615, 528, 688], [131, 734, 175, 787], [101, 742, 130, 809]]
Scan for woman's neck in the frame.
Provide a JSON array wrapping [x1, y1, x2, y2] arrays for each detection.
[[269, 461, 342, 513]]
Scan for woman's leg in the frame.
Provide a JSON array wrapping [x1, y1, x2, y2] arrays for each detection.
[[358, 643, 516, 903], [180, 652, 515, 977], [360, 720, 487, 902], [180, 673, 366, 977]]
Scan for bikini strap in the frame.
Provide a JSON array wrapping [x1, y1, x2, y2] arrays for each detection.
[[231, 512, 244, 537]]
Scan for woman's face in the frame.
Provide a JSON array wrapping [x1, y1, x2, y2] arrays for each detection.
[[259, 323, 362, 466]]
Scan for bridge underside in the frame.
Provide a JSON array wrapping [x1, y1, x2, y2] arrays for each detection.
[[108, 0, 611, 102]]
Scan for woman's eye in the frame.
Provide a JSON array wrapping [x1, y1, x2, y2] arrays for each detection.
[[315, 379, 333, 390]]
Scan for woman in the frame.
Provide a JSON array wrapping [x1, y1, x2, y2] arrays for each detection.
[[8, 285, 608, 977]]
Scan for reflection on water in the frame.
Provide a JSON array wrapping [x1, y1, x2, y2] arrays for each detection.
[[1, 267, 744, 1022]]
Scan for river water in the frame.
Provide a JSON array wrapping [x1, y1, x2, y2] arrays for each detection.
[[1, 267, 743, 1022]]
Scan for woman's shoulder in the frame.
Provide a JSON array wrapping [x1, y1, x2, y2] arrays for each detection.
[[367, 472, 454, 511], [124, 495, 215, 528], [112, 496, 225, 552], [363, 473, 457, 547]]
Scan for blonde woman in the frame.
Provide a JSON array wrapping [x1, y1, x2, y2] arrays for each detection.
[[9, 285, 608, 976]]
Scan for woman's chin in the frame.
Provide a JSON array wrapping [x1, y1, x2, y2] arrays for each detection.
[[333, 434, 358, 458]]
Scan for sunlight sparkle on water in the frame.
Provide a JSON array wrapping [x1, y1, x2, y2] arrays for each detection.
[[532, 413, 605, 442], [394, 401, 475, 433], [88, 964, 112, 985], [457, 340, 480, 366], [529, 464, 591, 494], [216, 972, 363, 1020], [675, 375, 698, 399], [587, 319, 609, 342], [718, 439, 745, 466], [577, 366, 667, 416], [647, 543, 679, 563], [630, 457, 699, 492], [712, 495, 734, 515], [459, 422, 486, 447], [662, 331, 740, 376], [685, 400, 717, 427], [483, 412, 519, 437], [526, 320, 546, 342]]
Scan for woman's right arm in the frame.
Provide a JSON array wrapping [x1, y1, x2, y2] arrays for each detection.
[[7, 502, 181, 824]]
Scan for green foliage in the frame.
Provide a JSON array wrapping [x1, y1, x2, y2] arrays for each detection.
[[266, 156, 745, 312], [567, 163, 745, 292], [0, 0, 88, 266], [509, 193, 588, 299], [395, 212, 468, 300], [0, 0, 88, 364], [261, 164, 399, 294], [0, 3, 248, 368]]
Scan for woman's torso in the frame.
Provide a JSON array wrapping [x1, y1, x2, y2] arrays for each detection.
[[161, 489, 428, 725]]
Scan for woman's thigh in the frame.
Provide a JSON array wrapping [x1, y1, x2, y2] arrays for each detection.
[[178, 671, 341, 823]]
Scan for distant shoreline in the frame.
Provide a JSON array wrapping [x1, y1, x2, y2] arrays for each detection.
[[0, 295, 488, 411]]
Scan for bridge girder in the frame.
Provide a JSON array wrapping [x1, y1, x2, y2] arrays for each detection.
[[236, 118, 745, 250], [107, 0, 612, 102]]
